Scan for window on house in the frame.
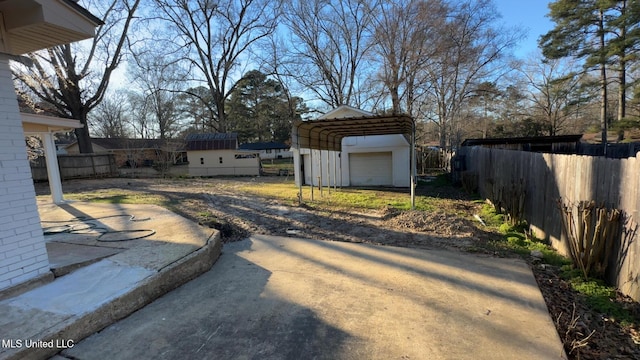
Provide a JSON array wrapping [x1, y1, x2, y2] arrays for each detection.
[[219, 157, 223, 164], [266, 149, 272, 154], [200, 158, 204, 165], [235, 154, 256, 159]]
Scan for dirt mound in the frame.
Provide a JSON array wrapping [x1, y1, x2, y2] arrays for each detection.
[[385, 210, 476, 237]]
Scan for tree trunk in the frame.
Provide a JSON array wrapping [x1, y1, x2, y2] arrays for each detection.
[[75, 117, 94, 153], [618, 0, 627, 123], [439, 122, 447, 149], [618, 61, 626, 122], [599, 10, 608, 155]]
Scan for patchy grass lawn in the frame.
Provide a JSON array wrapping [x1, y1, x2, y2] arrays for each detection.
[[237, 180, 463, 213]]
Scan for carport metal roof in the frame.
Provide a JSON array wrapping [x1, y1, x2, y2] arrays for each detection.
[[292, 114, 415, 151], [291, 113, 417, 209]]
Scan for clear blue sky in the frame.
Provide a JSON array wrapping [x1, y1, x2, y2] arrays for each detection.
[[493, 0, 554, 57]]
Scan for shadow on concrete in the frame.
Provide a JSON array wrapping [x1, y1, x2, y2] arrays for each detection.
[[62, 239, 352, 360], [249, 235, 563, 359], [63, 235, 565, 359]]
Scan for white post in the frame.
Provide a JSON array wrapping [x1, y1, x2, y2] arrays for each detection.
[[42, 132, 64, 204], [310, 149, 314, 201], [411, 122, 416, 210], [333, 151, 337, 190], [293, 147, 303, 204], [319, 149, 323, 197]]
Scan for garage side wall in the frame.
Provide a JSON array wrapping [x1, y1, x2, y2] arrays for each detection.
[[0, 59, 50, 291]]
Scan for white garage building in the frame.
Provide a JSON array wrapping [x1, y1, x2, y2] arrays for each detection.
[[293, 105, 412, 188]]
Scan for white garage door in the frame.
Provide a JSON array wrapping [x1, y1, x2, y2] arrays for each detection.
[[349, 152, 392, 186]]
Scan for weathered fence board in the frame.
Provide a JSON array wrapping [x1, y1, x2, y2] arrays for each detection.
[[31, 154, 117, 181], [460, 146, 640, 301]]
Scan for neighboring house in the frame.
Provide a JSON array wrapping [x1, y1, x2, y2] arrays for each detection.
[[66, 138, 187, 167], [186, 133, 260, 176], [0, 1, 101, 292], [238, 142, 292, 159], [296, 105, 410, 187]]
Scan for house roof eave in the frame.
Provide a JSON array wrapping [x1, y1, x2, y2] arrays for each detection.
[[21, 112, 82, 133]]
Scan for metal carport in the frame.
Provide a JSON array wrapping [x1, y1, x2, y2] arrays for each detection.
[[291, 114, 417, 209]]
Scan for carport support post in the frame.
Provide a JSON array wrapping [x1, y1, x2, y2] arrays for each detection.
[[296, 149, 303, 205], [333, 152, 337, 190], [410, 121, 416, 210], [309, 149, 314, 201], [326, 150, 331, 194], [319, 149, 323, 197], [339, 152, 343, 188]]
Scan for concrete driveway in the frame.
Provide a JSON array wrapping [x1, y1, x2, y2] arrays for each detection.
[[61, 235, 566, 360]]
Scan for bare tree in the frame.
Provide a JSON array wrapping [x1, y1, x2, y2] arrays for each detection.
[[419, 0, 521, 148], [127, 91, 154, 139], [154, 0, 280, 133], [13, 0, 142, 153], [129, 50, 184, 139], [258, 35, 312, 121], [370, 0, 447, 115], [517, 55, 587, 136], [90, 91, 131, 138], [283, 0, 376, 108]]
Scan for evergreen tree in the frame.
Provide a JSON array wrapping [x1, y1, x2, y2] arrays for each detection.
[[540, 0, 609, 149], [227, 70, 306, 143], [540, 0, 640, 151]]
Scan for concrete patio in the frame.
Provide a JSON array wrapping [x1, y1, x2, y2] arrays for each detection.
[[0, 201, 221, 360]]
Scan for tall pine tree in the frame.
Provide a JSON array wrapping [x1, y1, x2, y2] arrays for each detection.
[[541, 0, 640, 151], [540, 0, 609, 151]]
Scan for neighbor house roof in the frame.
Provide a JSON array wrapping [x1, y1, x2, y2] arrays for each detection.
[[185, 133, 238, 151], [239, 142, 290, 151]]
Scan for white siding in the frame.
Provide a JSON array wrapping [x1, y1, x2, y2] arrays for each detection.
[[187, 150, 260, 176], [301, 150, 342, 187], [0, 59, 50, 291]]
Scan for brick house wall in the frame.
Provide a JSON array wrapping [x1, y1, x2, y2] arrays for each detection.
[[0, 59, 50, 291]]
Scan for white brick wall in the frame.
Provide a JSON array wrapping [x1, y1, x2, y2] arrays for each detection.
[[0, 59, 50, 291]]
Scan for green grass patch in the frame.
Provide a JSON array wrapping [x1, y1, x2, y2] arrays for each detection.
[[478, 203, 505, 227], [418, 173, 451, 187], [561, 271, 637, 326], [480, 203, 570, 267], [64, 192, 165, 206], [55, 191, 181, 214], [238, 181, 440, 212]]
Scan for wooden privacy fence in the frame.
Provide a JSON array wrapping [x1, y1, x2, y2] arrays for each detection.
[[459, 146, 640, 301], [31, 154, 117, 181]]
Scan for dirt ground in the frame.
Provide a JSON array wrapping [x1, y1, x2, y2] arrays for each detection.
[[34, 177, 640, 359]]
